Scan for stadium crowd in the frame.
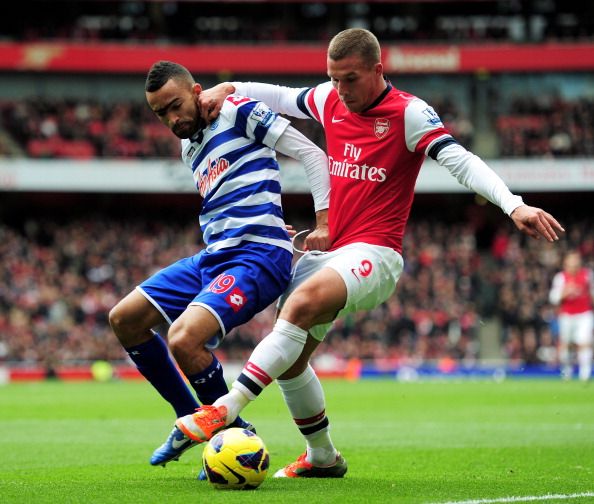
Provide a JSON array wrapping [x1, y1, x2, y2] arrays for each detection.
[[1, 97, 468, 159], [3, 94, 594, 160], [1, 1, 592, 374], [1, 211, 591, 372], [0, 99, 179, 159], [496, 95, 594, 158]]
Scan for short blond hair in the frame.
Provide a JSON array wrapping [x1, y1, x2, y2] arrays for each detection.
[[328, 28, 381, 67]]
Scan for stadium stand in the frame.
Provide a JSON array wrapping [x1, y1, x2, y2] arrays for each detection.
[[1, 0, 593, 379], [1, 205, 592, 373], [2, 93, 593, 159], [496, 96, 594, 157], [3, 0, 593, 44]]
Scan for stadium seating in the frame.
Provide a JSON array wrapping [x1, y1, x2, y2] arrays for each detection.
[[1, 0, 593, 375]]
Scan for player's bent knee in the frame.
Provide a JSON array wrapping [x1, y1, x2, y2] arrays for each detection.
[[282, 291, 318, 324], [167, 327, 190, 356], [108, 301, 159, 346], [282, 289, 337, 328], [168, 323, 203, 357], [108, 303, 132, 335]]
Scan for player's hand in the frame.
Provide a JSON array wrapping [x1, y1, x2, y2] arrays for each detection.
[[198, 83, 235, 123], [285, 224, 297, 238], [510, 205, 565, 242], [304, 224, 330, 252]]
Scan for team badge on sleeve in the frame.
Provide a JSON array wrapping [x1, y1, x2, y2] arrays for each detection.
[[421, 107, 443, 125], [250, 102, 275, 127], [374, 118, 391, 139]]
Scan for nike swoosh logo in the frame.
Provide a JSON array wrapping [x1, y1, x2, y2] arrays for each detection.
[[171, 436, 189, 449], [331, 117, 344, 123], [222, 462, 246, 485]]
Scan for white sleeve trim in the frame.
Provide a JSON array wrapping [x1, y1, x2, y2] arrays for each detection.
[[275, 125, 330, 212], [435, 143, 524, 216]]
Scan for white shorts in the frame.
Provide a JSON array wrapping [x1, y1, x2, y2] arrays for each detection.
[[558, 311, 594, 346], [278, 242, 404, 341]]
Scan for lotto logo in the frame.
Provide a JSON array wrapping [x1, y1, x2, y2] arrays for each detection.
[[226, 287, 247, 312]]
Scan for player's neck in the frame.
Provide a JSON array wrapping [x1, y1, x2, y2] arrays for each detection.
[[362, 79, 390, 113]]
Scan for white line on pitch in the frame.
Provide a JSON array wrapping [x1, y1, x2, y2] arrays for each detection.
[[427, 491, 594, 504]]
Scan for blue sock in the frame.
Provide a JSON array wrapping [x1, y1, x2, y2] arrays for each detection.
[[126, 334, 198, 418], [186, 354, 251, 429]]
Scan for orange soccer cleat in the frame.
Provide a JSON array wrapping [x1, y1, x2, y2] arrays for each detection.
[[175, 405, 228, 443], [273, 452, 348, 478]]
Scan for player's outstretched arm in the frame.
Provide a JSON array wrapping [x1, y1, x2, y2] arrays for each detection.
[[434, 143, 564, 243], [510, 205, 565, 242], [199, 81, 311, 123]]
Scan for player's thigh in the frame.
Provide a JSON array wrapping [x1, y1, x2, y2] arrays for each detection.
[[280, 243, 403, 341], [137, 255, 204, 324], [169, 304, 222, 348], [328, 243, 403, 313], [281, 267, 347, 327], [193, 247, 292, 345]]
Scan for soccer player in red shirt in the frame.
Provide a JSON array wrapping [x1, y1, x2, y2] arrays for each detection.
[[549, 250, 594, 381], [175, 28, 565, 478]]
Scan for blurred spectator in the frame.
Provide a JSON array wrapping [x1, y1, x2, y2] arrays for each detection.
[[496, 95, 594, 158], [548, 249, 594, 381]]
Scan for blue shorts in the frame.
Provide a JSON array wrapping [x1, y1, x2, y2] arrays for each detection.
[[137, 241, 292, 348]]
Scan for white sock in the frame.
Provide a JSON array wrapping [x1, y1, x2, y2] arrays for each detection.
[[214, 319, 308, 426], [578, 347, 593, 381], [277, 365, 337, 466], [213, 388, 250, 425]]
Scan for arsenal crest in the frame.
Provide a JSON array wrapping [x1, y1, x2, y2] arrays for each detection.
[[374, 118, 390, 139]]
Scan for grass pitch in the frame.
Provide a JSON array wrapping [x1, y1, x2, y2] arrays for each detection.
[[0, 378, 593, 504]]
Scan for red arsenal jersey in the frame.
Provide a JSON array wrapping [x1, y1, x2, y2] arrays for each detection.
[[557, 268, 594, 315], [304, 81, 452, 253]]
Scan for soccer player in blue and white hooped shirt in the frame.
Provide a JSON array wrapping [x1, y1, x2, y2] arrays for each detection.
[[108, 61, 330, 467]]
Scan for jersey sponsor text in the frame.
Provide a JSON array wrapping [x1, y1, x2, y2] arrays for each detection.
[[199, 157, 230, 197], [328, 154, 387, 182]]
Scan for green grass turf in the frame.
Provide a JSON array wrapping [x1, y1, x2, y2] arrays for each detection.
[[1, 378, 593, 504]]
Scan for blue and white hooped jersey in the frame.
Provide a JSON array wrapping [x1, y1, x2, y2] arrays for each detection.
[[181, 95, 292, 254]]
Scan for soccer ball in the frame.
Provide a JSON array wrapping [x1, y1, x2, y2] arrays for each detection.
[[202, 427, 270, 490]]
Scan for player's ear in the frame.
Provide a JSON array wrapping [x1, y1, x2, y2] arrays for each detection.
[[192, 83, 203, 96], [374, 62, 383, 77]]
